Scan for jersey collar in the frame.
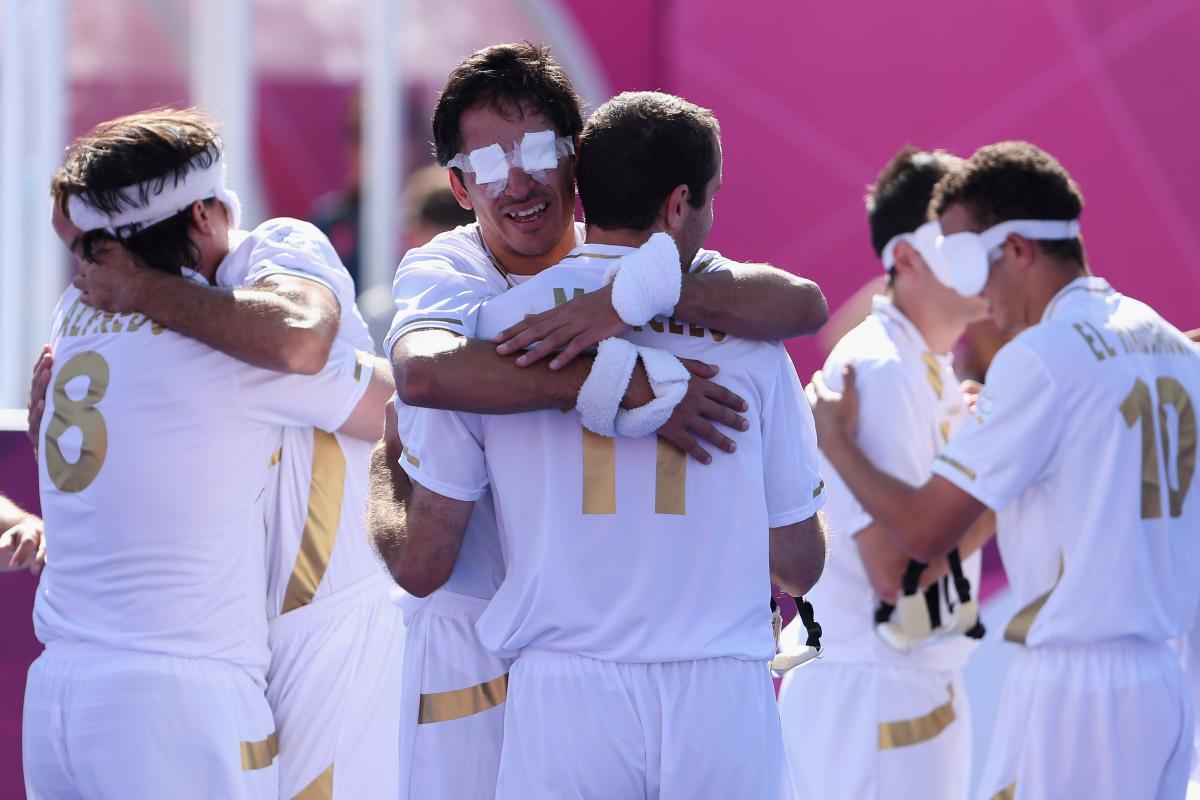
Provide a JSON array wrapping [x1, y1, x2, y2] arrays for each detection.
[[871, 294, 948, 360], [561, 241, 638, 263], [1041, 276, 1113, 322]]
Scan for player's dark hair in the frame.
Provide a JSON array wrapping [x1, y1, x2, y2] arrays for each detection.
[[55, 108, 223, 274], [432, 42, 583, 168], [931, 140, 1086, 264], [866, 145, 960, 257], [577, 91, 720, 231]]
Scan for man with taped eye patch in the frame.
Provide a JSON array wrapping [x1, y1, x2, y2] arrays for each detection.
[[369, 42, 831, 800]]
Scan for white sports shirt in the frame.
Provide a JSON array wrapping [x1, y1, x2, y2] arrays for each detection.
[[397, 242, 826, 662], [385, 221, 737, 604], [932, 277, 1200, 647], [36, 279, 371, 684], [217, 218, 381, 617], [811, 296, 981, 670]]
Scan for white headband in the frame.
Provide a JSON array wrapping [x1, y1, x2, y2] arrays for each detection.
[[67, 153, 242, 237], [447, 130, 574, 198], [880, 220, 941, 270]]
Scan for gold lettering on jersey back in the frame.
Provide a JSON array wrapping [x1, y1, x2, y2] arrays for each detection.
[[59, 301, 165, 338], [582, 429, 617, 514], [44, 351, 110, 493], [655, 436, 687, 515], [1004, 553, 1064, 645], [281, 430, 346, 614], [294, 764, 334, 799], [418, 672, 509, 724], [239, 732, 278, 770], [638, 316, 725, 343], [878, 683, 956, 750]]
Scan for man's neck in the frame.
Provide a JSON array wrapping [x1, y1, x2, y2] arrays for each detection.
[[891, 292, 965, 356], [583, 225, 654, 249], [1025, 260, 1090, 326], [196, 233, 232, 285], [485, 228, 576, 276]]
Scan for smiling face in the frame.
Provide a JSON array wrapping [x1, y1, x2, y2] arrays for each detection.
[[448, 100, 577, 275]]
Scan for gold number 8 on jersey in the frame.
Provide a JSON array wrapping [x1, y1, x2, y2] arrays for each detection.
[[44, 351, 110, 493]]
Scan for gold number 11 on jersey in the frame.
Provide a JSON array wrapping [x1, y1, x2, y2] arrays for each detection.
[[582, 430, 687, 515], [1119, 376, 1196, 519]]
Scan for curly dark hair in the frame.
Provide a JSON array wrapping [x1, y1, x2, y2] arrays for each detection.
[[431, 42, 584, 168], [931, 140, 1085, 264]]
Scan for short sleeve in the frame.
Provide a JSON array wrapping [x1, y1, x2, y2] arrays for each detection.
[[761, 348, 827, 527], [688, 247, 735, 275], [837, 360, 933, 537], [243, 219, 357, 315], [394, 403, 490, 502], [931, 341, 1063, 511], [236, 339, 371, 431], [385, 261, 488, 357]]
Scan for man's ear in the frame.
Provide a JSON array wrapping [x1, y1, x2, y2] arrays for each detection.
[[892, 240, 921, 280], [190, 200, 217, 235], [1006, 234, 1038, 271], [448, 169, 473, 211], [661, 184, 690, 233]]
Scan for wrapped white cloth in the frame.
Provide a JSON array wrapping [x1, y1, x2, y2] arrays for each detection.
[[603, 232, 683, 326], [576, 339, 690, 438]]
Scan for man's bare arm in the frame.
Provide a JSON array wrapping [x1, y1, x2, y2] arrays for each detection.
[[676, 264, 828, 340], [855, 509, 996, 603], [393, 329, 749, 464], [494, 264, 828, 369], [770, 511, 829, 597], [75, 248, 340, 374], [337, 357, 396, 441]]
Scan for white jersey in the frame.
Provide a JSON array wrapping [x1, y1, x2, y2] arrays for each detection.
[[35, 283, 371, 683], [398, 243, 826, 662], [216, 218, 380, 617], [932, 276, 1200, 647], [384, 221, 733, 604], [812, 296, 981, 670]]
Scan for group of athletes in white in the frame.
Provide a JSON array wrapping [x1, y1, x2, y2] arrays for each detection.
[[7, 39, 1200, 799]]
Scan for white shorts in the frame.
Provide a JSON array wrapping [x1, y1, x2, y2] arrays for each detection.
[[23, 641, 276, 800], [267, 571, 406, 799], [496, 650, 788, 800], [397, 589, 511, 800], [777, 660, 970, 800], [977, 641, 1192, 800]]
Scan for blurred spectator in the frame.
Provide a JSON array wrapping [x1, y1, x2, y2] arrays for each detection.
[[357, 163, 475, 352], [310, 95, 363, 287]]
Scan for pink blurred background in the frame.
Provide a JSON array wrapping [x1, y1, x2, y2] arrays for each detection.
[[2, 0, 1198, 793]]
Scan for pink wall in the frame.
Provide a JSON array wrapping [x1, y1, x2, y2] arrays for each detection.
[[564, 0, 1200, 376]]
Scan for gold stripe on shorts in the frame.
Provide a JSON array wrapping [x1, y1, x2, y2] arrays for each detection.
[[295, 764, 334, 799], [418, 673, 509, 724], [878, 683, 956, 750], [240, 732, 278, 770], [991, 781, 1017, 800]]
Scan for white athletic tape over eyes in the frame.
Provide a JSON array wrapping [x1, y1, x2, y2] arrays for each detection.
[[447, 131, 575, 198], [67, 153, 242, 237], [576, 337, 640, 436], [603, 232, 683, 327], [614, 346, 690, 438]]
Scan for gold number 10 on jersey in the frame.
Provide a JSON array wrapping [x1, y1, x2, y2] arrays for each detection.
[[44, 351, 111, 493], [582, 429, 687, 515], [1119, 376, 1196, 519]]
